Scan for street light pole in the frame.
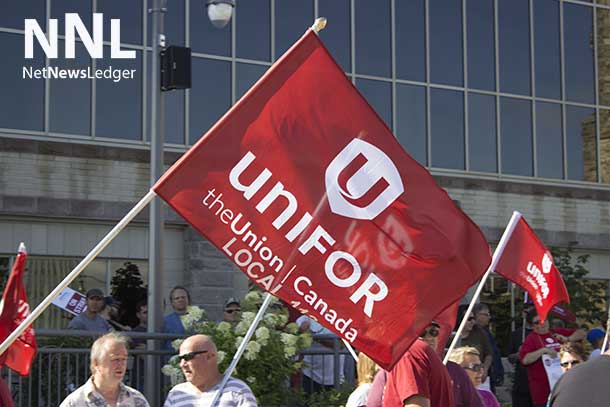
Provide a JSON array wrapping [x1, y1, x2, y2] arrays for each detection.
[[146, 1, 234, 404], [147, 0, 166, 405]]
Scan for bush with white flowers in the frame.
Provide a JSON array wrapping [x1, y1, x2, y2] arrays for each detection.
[[161, 290, 312, 406]]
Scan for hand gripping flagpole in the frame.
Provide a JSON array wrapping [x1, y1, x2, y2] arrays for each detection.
[[0, 190, 156, 356], [443, 211, 523, 364], [209, 293, 273, 407]]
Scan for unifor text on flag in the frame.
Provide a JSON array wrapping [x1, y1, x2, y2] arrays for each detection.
[[153, 29, 491, 370], [494, 215, 569, 323]]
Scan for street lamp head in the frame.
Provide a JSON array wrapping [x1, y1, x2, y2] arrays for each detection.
[[206, 0, 235, 28]]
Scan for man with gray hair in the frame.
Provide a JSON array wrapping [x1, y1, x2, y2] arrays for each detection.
[[164, 334, 257, 406], [60, 332, 149, 406]]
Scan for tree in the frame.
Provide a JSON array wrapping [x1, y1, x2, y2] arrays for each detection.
[[552, 247, 608, 326], [110, 262, 147, 327]]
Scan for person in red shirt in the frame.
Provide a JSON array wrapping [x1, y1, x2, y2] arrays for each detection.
[[519, 309, 585, 407], [383, 328, 454, 407]]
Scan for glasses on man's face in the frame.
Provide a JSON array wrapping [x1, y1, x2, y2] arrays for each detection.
[[477, 312, 491, 317], [560, 360, 581, 368], [467, 316, 475, 322], [463, 363, 483, 372], [225, 309, 241, 314], [424, 327, 440, 337], [177, 350, 208, 362]]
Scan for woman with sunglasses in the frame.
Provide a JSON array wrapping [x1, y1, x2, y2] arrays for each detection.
[[448, 346, 500, 407], [519, 309, 585, 407], [558, 342, 586, 373], [457, 311, 493, 384]]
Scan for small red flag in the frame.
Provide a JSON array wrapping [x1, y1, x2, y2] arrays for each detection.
[[433, 301, 460, 356], [494, 215, 569, 323], [0, 243, 37, 376], [153, 30, 491, 370]]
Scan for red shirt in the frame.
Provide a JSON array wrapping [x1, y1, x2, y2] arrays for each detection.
[[519, 328, 573, 405], [383, 339, 454, 407]]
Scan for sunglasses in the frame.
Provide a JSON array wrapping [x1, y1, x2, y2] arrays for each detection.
[[177, 350, 208, 362], [560, 360, 581, 368], [467, 317, 475, 321], [424, 327, 440, 337], [225, 309, 241, 314], [463, 363, 483, 372]]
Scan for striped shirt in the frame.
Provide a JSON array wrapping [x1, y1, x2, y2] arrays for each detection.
[[59, 377, 150, 407], [163, 378, 258, 407]]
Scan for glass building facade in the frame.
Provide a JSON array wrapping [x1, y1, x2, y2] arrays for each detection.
[[2, 0, 610, 185]]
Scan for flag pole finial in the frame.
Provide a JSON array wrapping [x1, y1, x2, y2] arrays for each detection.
[[311, 17, 327, 33], [18, 242, 27, 254]]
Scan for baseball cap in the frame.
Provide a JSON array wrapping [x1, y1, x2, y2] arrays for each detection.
[[587, 328, 605, 345], [86, 288, 104, 298], [104, 296, 121, 307], [224, 297, 240, 308]]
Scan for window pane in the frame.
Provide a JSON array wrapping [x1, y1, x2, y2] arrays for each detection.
[[600, 110, 610, 183], [236, 63, 268, 100], [236, 0, 270, 61], [597, 9, 610, 107], [396, 84, 427, 166], [536, 102, 563, 179], [356, 79, 391, 129], [1, 0, 45, 30], [566, 106, 596, 181], [190, 1, 231, 56], [96, 49, 142, 140], [0, 33, 44, 131], [499, 0, 531, 95], [501, 97, 532, 176], [467, 0, 495, 91], [50, 41, 91, 136], [468, 93, 497, 172], [145, 52, 185, 145], [189, 58, 231, 144], [275, 0, 313, 59], [318, 0, 351, 72], [355, 0, 391, 77], [99, 0, 143, 45], [51, 0, 91, 36], [534, 0, 560, 100], [147, 0, 183, 46], [430, 0, 463, 86], [395, 0, 426, 82], [430, 89, 465, 170], [564, 4, 595, 104]]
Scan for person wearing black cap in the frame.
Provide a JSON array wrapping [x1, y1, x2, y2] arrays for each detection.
[[67, 288, 111, 332], [223, 297, 241, 323]]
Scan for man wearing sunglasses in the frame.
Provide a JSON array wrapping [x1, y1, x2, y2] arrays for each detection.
[[519, 309, 585, 407], [548, 319, 610, 407], [223, 298, 242, 323], [382, 321, 454, 407], [164, 334, 257, 407]]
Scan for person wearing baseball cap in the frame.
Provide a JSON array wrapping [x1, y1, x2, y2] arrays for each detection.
[[223, 298, 241, 322], [67, 288, 111, 332], [587, 328, 606, 360]]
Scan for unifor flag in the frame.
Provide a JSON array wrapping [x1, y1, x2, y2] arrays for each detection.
[[153, 29, 491, 370], [494, 215, 569, 323], [0, 243, 37, 376]]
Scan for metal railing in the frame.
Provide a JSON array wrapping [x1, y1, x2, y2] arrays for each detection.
[[3, 330, 354, 406]]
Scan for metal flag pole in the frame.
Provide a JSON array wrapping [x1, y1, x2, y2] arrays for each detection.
[[0, 190, 156, 356], [443, 211, 523, 364], [209, 293, 273, 407]]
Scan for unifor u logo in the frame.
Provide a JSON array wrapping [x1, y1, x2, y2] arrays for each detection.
[[325, 139, 403, 220]]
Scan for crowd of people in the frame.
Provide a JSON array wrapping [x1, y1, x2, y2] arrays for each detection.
[[1, 284, 608, 407]]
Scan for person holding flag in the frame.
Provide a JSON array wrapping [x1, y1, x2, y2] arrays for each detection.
[[519, 309, 584, 407]]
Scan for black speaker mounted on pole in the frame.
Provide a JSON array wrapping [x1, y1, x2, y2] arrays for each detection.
[[160, 46, 191, 91]]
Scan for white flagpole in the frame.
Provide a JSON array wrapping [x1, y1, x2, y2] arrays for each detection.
[[342, 339, 358, 362], [0, 190, 156, 356], [601, 308, 610, 353], [443, 211, 523, 364], [210, 293, 273, 407]]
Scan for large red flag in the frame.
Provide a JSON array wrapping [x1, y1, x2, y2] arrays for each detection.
[[153, 29, 491, 369], [0, 243, 37, 376], [494, 215, 569, 323]]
